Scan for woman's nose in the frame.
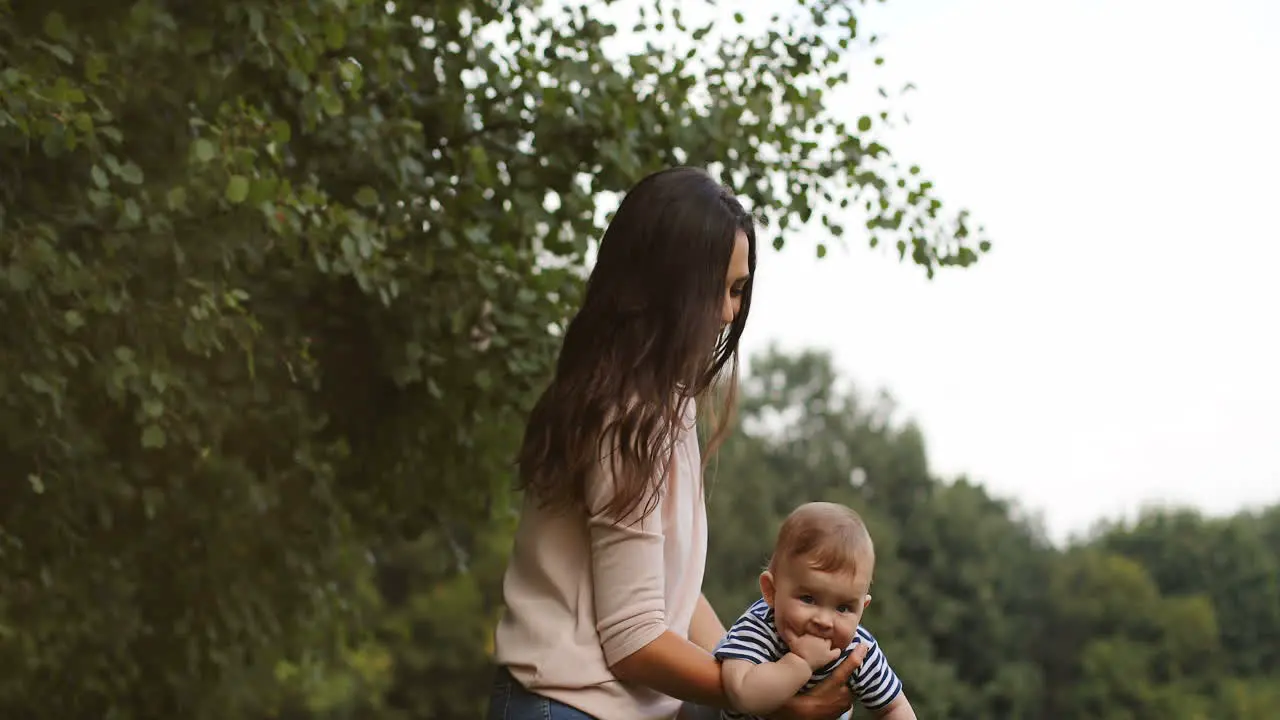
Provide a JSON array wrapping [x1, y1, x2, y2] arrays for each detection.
[[721, 294, 737, 326]]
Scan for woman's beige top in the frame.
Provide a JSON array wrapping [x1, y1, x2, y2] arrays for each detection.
[[494, 402, 708, 720]]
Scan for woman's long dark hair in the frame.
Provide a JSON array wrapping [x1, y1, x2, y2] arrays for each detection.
[[517, 167, 757, 522]]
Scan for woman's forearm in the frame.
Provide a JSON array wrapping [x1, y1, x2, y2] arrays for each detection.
[[689, 593, 727, 653], [611, 630, 729, 708]]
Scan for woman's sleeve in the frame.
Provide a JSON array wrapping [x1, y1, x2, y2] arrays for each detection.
[[584, 450, 670, 668]]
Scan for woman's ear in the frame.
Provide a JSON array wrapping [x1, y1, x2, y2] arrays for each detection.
[[759, 571, 777, 606]]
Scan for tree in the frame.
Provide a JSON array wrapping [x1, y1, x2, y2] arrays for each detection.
[[1096, 510, 1280, 677], [0, 0, 987, 716], [1040, 549, 1221, 720]]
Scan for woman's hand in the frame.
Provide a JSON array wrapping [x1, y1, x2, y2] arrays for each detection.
[[767, 641, 867, 720]]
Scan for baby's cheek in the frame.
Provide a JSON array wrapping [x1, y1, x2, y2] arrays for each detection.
[[836, 622, 859, 648]]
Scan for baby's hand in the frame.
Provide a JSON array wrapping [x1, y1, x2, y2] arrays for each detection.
[[788, 634, 840, 670]]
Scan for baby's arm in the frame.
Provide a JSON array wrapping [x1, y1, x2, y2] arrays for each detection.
[[871, 693, 917, 719], [720, 655, 812, 716]]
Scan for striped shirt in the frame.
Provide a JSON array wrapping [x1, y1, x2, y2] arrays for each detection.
[[713, 598, 903, 720]]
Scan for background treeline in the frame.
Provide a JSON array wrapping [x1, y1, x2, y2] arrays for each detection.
[[2, 0, 1275, 718]]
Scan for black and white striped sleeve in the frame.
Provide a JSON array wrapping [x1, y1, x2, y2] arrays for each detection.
[[713, 605, 785, 665], [849, 626, 903, 710]]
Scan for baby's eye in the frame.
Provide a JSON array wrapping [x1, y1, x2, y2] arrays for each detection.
[[799, 595, 815, 604], [837, 604, 853, 613]]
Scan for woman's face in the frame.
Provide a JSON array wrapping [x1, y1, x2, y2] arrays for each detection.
[[721, 229, 751, 328]]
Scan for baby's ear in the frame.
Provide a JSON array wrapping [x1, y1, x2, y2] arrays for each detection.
[[863, 594, 873, 609], [759, 571, 776, 606]]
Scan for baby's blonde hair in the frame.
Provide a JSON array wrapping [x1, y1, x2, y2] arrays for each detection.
[[768, 501, 874, 578]]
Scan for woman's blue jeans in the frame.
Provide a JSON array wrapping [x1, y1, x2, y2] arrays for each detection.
[[487, 666, 599, 720], [486, 666, 721, 720]]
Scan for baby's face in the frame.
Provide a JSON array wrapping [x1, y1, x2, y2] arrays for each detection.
[[763, 560, 872, 653]]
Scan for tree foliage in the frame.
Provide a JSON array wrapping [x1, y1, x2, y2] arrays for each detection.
[[0, 0, 985, 717]]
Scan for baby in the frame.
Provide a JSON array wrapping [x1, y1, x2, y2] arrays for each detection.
[[713, 502, 917, 720]]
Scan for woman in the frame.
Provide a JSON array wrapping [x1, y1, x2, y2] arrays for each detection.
[[488, 167, 862, 720]]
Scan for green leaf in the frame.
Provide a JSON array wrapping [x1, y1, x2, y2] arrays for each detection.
[[225, 175, 250, 204], [45, 43, 73, 64], [85, 54, 107, 83], [816, 243, 828, 259], [469, 145, 493, 186], [91, 165, 109, 189], [141, 425, 167, 449], [7, 265, 32, 291], [123, 198, 141, 224], [167, 187, 187, 210], [43, 12, 69, 41], [248, 7, 264, 34], [119, 162, 144, 185], [857, 115, 872, 132], [354, 187, 379, 207], [87, 189, 111, 207], [321, 92, 344, 117], [143, 398, 165, 418], [193, 139, 216, 163], [270, 120, 292, 143], [324, 21, 347, 50]]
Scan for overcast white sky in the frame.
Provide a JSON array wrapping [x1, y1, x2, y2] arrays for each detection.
[[733, 0, 1280, 542]]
